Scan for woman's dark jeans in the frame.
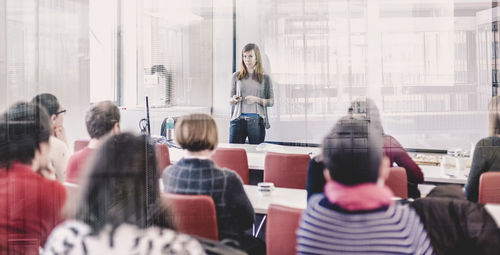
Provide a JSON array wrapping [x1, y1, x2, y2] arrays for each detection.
[[229, 115, 265, 144]]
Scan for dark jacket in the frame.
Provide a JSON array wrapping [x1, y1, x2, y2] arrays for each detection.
[[306, 135, 424, 199], [410, 185, 500, 255], [162, 158, 255, 241], [465, 136, 500, 202]]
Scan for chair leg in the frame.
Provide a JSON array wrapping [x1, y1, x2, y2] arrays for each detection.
[[254, 215, 267, 237]]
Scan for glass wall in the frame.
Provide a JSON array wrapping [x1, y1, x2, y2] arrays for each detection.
[[1, 0, 497, 150], [234, 0, 492, 149], [0, 0, 90, 144], [134, 0, 213, 108]]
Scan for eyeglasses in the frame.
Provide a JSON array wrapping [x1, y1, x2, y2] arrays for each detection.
[[55, 109, 67, 116]]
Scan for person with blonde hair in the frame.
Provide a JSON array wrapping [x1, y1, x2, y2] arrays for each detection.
[[162, 113, 264, 255], [229, 43, 274, 144], [465, 96, 500, 201]]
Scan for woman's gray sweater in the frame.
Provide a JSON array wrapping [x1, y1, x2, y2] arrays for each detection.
[[230, 72, 274, 129]]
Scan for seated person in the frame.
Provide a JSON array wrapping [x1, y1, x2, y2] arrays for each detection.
[[411, 185, 500, 255], [307, 98, 424, 199], [162, 113, 263, 255], [465, 96, 500, 202], [32, 93, 70, 181], [65, 101, 120, 183], [0, 102, 66, 253], [44, 133, 205, 254], [297, 116, 433, 254]]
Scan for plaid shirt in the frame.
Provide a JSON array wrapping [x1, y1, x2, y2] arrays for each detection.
[[162, 158, 254, 240]]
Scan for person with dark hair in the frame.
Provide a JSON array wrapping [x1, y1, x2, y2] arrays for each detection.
[[65, 101, 120, 183], [32, 93, 70, 181], [0, 102, 66, 253], [229, 43, 274, 144], [44, 133, 205, 254], [297, 116, 433, 254], [162, 114, 264, 255], [306, 98, 424, 199], [465, 96, 500, 202]]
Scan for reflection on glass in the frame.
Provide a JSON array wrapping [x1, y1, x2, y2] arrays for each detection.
[[138, 0, 213, 108], [237, 0, 492, 149]]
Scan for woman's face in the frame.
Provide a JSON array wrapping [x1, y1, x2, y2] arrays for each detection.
[[52, 107, 65, 128], [243, 50, 257, 70]]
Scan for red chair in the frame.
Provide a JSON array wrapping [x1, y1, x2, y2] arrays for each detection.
[[73, 139, 89, 152], [162, 193, 218, 240], [266, 204, 303, 255], [264, 152, 310, 189], [155, 144, 171, 176], [478, 172, 500, 204], [385, 167, 408, 199], [211, 148, 249, 184]]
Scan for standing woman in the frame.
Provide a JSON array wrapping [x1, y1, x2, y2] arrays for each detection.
[[230, 43, 274, 144]]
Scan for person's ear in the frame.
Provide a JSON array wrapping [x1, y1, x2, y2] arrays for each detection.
[[112, 122, 120, 134], [378, 156, 391, 184], [323, 169, 332, 181]]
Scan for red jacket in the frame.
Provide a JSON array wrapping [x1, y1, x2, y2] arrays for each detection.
[[65, 147, 94, 184], [383, 135, 424, 184], [0, 163, 66, 253]]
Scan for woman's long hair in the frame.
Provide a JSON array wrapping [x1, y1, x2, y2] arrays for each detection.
[[75, 133, 174, 234], [237, 43, 264, 83], [488, 96, 500, 137]]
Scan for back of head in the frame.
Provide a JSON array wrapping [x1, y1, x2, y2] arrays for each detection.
[[350, 98, 384, 135], [175, 113, 218, 151], [32, 93, 60, 116], [488, 96, 500, 137], [0, 102, 51, 168], [322, 116, 383, 185], [85, 101, 120, 139], [76, 133, 172, 233]]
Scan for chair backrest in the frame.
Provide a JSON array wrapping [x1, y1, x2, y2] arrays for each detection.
[[211, 148, 249, 184], [73, 139, 89, 152], [266, 204, 303, 255], [155, 143, 171, 176], [264, 152, 310, 189], [162, 193, 219, 241], [479, 171, 500, 204], [385, 167, 408, 199]]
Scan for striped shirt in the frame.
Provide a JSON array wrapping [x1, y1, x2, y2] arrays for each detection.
[[297, 194, 434, 255]]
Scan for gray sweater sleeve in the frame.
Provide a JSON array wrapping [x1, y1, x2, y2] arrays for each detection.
[[226, 173, 255, 231], [465, 141, 488, 202], [262, 74, 274, 107], [229, 73, 238, 103]]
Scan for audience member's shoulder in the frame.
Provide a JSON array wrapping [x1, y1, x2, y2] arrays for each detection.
[[220, 167, 242, 182], [307, 193, 326, 208], [49, 136, 68, 152], [392, 202, 421, 220], [476, 136, 500, 147], [43, 220, 91, 254], [118, 225, 205, 255]]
